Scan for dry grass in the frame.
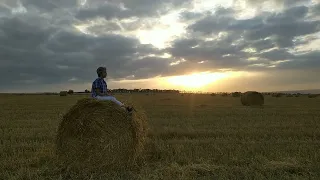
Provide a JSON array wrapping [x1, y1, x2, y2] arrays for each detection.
[[0, 93, 320, 179]]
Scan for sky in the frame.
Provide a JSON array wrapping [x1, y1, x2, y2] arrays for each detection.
[[0, 0, 319, 93]]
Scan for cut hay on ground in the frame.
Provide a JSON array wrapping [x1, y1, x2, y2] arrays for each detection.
[[241, 91, 264, 106], [55, 98, 148, 173], [59, 91, 67, 96]]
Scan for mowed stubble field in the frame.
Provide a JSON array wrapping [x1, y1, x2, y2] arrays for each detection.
[[0, 93, 320, 180]]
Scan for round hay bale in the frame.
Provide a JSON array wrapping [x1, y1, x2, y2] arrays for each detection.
[[241, 91, 264, 106], [55, 98, 148, 172], [232, 92, 241, 97], [308, 94, 317, 98], [221, 93, 228, 97], [67, 89, 74, 94], [59, 91, 67, 96], [272, 93, 282, 97]]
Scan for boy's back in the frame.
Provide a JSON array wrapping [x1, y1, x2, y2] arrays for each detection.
[[91, 77, 107, 97]]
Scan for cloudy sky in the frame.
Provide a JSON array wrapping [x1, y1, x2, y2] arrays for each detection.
[[0, 0, 319, 93]]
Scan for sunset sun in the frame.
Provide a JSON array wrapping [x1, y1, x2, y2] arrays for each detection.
[[166, 72, 229, 90]]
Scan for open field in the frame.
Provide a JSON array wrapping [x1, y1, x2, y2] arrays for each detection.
[[0, 93, 320, 179]]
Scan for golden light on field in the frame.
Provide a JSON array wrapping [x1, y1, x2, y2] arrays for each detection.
[[166, 72, 229, 90]]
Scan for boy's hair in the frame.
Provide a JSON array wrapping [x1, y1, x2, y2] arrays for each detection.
[[96, 67, 106, 77]]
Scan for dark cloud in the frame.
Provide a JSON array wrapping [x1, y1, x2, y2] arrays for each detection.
[[310, 3, 320, 17], [265, 5, 309, 24], [168, 4, 320, 73], [179, 11, 205, 21], [249, 39, 275, 51], [0, 5, 11, 17], [187, 8, 235, 34], [272, 35, 295, 48], [86, 22, 121, 34], [21, 0, 79, 11], [0, 16, 57, 50], [245, 20, 319, 41], [171, 38, 200, 49], [258, 49, 294, 61], [114, 0, 191, 16], [0, 12, 171, 91], [277, 51, 320, 70], [188, 5, 319, 47], [76, 0, 192, 20], [237, 0, 311, 8], [227, 17, 264, 32], [166, 35, 253, 72], [123, 57, 172, 79], [76, 3, 129, 20]]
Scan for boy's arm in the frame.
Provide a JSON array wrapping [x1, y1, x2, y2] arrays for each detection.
[[93, 80, 107, 96]]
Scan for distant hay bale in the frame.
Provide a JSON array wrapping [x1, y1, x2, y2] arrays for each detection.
[[241, 91, 264, 106], [68, 89, 74, 95], [308, 94, 317, 98], [59, 91, 67, 96], [232, 92, 241, 97], [221, 93, 228, 97], [55, 98, 148, 172], [272, 93, 282, 98], [293, 93, 301, 97]]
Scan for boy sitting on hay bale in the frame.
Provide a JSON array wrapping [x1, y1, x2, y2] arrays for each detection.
[[91, 67, 133, 113]]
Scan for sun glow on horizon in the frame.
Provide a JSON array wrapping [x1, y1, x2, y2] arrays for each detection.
[[166, 72, 229, 90]]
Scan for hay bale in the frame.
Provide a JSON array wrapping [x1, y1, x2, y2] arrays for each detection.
[[272, 93, 282, 97], [55, 98, 148, 172], [59, 91, 67, 96], [308, 94, 317, 98], [221, 93, 228, 97], [232, 92, 241, 97], [68, 89, 74, 94], [241, 91, 264, 106]]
